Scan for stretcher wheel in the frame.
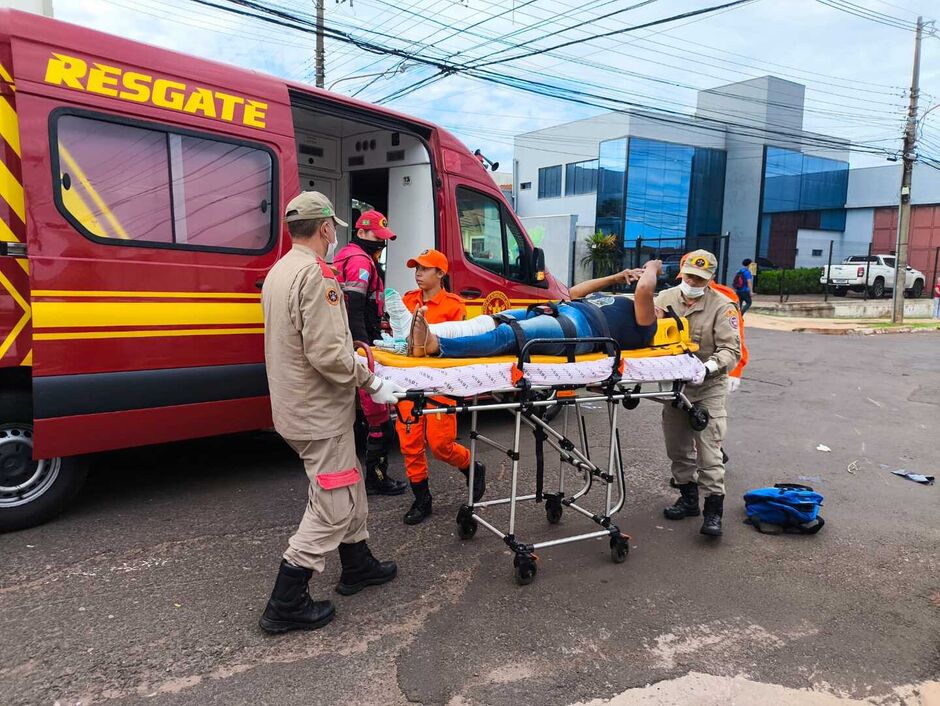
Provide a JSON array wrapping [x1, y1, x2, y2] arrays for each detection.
[[455, 505, 477, 540], [513, 554, 538, 586], [688, 405, 709, 431], [457, 518, 478, 540], [610, 535, 629, 564], [545, 497, 563, 524]]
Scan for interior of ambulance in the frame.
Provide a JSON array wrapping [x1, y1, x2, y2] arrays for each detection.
[[290, 97, 438, 295]]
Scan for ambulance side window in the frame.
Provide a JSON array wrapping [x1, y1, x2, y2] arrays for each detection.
[[457, 188, 505, 276], [53, 112, 276, 253]]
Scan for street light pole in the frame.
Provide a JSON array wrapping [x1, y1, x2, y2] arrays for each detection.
[[891, 16, 924, 324]]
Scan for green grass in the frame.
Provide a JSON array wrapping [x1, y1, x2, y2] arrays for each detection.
[[864, 321, 940, 330]]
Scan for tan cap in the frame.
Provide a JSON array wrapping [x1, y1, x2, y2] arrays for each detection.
[[680, 249, 717, 280], [284, 191, 348, 227]]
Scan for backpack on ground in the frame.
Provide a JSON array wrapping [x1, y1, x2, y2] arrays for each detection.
[[743, 483, 825, 535], [732, 269, 746, 290]]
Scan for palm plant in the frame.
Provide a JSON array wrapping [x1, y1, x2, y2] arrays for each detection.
[[580, 230, 623, 278]]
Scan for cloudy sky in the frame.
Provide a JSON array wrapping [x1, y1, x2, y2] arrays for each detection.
[[53, 0, 940, 169]]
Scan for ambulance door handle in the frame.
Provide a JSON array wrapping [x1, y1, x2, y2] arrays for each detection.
[[460, 288, 481, 299], [255, 277, 265, 289]]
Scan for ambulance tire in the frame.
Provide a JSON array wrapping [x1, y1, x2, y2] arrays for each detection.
[[0, 394, 88, 533]]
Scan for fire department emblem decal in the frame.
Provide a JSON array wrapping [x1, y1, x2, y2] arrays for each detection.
[[482, 290, 511, 315], [326, 287, 340, 305]]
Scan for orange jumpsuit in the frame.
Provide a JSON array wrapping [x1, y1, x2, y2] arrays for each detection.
[[708, 281, 748, 380], [396, 289, 471, 483]]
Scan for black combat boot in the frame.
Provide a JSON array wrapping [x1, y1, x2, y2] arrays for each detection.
[[259, 560, 335, 634], [700, 494, 724, 536], [663, 481, 700, 520], [335, 540, 398, 596], [403, 479, 433, 525], [364, 427, 407, 496], [459, 461, 487, 503]]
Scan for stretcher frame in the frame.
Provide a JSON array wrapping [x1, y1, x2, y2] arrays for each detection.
[[394, 336, 709, 585]]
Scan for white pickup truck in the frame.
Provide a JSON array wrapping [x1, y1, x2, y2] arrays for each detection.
[[820, 254, 926, 298]]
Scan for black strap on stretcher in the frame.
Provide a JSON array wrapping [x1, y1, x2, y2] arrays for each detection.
[[566, 299, 616, 356], [495, 304, 580, 362]]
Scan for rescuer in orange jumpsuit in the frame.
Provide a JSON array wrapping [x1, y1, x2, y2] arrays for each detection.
[[395, 249, 486, 525]]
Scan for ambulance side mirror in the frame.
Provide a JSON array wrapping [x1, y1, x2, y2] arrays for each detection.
[[530, 247, 546, 285]]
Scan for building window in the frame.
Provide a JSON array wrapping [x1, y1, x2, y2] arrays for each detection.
[[595, 138, 627, 240], [565, 160, 598, 195], [812, 249, 823, 257], [520, 182, 532, 190], [538, 165, 561, 199], [759, 146, 849, 268], [53, 112, 275, 253]]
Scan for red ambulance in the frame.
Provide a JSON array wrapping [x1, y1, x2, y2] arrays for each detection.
[[0, 9, 565, 530]]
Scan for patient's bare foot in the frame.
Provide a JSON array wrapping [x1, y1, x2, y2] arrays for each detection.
[[408, 306, 440, 357]]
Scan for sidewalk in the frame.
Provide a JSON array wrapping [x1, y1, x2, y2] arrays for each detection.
[[744, 311, 940, 335], [749, 293, 934, 319]]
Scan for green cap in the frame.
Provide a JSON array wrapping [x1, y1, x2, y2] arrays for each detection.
[[284, 191, 348, 227]]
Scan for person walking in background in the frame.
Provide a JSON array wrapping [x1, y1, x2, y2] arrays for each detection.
[[933, 276, 940, 319], [733, 259, 754, 316]]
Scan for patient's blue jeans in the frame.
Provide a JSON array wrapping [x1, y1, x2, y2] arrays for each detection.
[[437, 305, 596, 358]]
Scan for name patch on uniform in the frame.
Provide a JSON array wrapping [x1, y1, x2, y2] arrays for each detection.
[[326, 287, 340, 305]]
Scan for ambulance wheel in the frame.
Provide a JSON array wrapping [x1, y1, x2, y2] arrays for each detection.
[[456, 505, 477, 540], [0, 412, 88, 533], [689, 405, 709, 431], [610, 535, 629, 563], [545, 498, 563, 524], [513, 554, 538, 586]]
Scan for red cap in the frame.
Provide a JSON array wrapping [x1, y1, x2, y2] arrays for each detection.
[[407, 248, 449, 274], [355, 210, 396, 240]]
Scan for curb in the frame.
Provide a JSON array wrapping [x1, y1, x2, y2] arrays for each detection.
[[789, 325, 940, 336]]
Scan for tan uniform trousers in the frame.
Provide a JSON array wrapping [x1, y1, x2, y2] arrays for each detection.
[[282, 430, 369, 572], [662, 378, 728, 496]]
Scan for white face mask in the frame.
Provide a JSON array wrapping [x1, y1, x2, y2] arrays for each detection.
[[679, 281, 706, 298], [324, 221, 338, 261]]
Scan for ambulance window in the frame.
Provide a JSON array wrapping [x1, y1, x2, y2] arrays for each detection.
[[457, 188, 505, 276], [53, 113, 275, 253], [56, 116, 174, 243], [173, 135, 272, 250], [505, 217, 527, 282]]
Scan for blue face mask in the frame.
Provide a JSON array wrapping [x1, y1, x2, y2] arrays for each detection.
[[679, 281, 706, 298]]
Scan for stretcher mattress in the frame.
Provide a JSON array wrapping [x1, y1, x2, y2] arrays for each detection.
[[361, 350, 706, 397]]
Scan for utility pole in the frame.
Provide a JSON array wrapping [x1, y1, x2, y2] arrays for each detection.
[[891, 16, 923, 324], [315, 0, 325, 88]]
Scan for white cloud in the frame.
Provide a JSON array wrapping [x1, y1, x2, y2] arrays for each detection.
[[52, 0, 940, 167]]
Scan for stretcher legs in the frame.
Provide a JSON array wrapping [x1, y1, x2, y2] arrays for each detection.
[[408, 380, 703, 585]]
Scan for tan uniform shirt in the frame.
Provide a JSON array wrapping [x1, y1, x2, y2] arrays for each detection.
[[655, 286, 742, 395], [262, 243, 378, 441]]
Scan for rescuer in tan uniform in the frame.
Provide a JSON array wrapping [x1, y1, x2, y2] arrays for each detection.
[[655, 250, 741, 537], [259, 191, 404, 634]]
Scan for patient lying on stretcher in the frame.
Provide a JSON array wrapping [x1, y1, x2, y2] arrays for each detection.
[[385, 260, 662, 358]]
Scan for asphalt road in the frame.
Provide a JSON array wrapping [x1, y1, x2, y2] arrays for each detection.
[[1, 330, 938, 706]]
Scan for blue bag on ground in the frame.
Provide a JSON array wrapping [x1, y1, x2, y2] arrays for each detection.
[[743, 483, 825, 535]]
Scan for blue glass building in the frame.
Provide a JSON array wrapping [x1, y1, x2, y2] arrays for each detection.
[[594, 137, 727, 263]]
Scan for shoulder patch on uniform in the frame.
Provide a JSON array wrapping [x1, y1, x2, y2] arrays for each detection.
[[317, 258, 337, 279], [325, 287, 340, 306], [729, 314, 739, 329], [358, 268, 371, 282]]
